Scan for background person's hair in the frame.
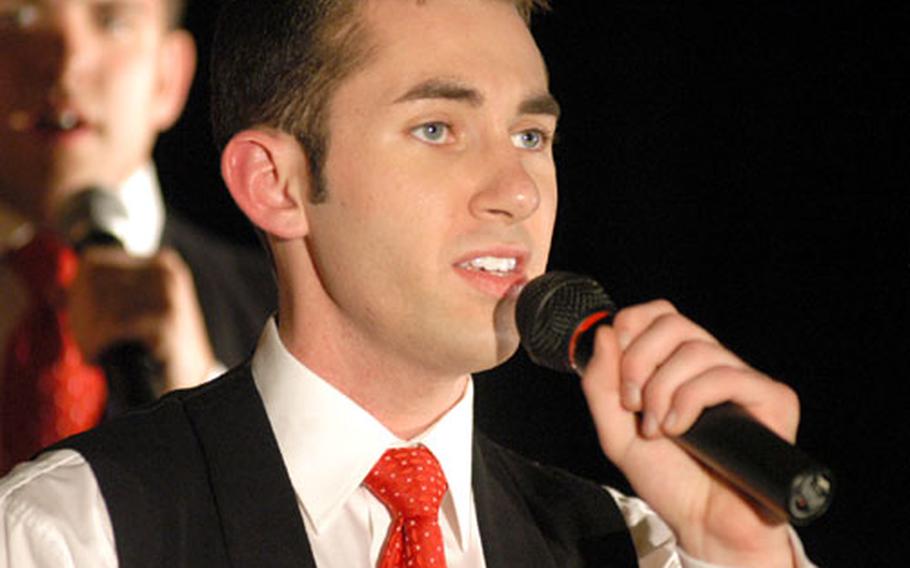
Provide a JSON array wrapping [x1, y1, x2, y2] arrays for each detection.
[[210, 0, 550, 204]]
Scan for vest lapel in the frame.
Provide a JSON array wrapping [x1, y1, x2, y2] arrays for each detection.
[[184, 365, 317, 568], [472, 437, 561, 567], [472, 432, 638, 568]]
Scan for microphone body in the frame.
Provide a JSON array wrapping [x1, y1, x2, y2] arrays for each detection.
[[515, 271, 833, 525], [54, 189, 160, 416]]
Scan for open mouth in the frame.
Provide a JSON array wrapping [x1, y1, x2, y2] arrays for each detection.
[[36, 109, 85, 133], [454, 250, 529, 298], [456, 256, 519, 277]]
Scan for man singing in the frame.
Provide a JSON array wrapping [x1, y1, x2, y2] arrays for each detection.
[[0, 0, 815, 566]]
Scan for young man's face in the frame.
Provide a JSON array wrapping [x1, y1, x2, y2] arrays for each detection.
[[0, 0, 179, 220], [304, 0, 559, 376]]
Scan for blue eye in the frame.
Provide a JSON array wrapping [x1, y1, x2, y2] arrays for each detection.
[[512, 129, 548, 150], [95, 9, 128, 32], [90, 3, 142, 35], [412, 122, 450, 144]]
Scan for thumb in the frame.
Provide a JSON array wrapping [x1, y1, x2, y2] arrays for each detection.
[[579, 325, 639, 464]]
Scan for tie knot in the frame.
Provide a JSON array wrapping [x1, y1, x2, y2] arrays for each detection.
[[7, 231, 77, 298], [365, 445, 448, 520]]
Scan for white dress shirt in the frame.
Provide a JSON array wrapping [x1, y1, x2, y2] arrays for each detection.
[[0, 319, 814, 567]]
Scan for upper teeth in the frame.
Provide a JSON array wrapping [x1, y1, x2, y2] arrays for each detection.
[[461, 256, 517, 273], [56, 111, 79, 130]]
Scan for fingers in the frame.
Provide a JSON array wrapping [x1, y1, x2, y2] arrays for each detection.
[[580, 298, 803, 557], [636, 340, 744, 437], [660, 366, 800, 442], [68, 248, 193, 357], [595, 299, 798, 443], [614, 300, 719, 408], [579, 324, 639, 463], [68, 247, 215, 392]]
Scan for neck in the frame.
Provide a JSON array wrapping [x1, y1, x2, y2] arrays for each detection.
[[277, 289, 470, 441], [271, 237, 481, 439]]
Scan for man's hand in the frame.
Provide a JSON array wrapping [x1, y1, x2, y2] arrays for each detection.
[[580, 300, 800, 567], [68, 247, 216, 396]]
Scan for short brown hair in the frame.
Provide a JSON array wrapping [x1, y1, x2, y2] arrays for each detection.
[[211, 0, 550, 202]]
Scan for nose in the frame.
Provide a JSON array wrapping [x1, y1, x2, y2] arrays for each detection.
[[469, 150, 542, 224]]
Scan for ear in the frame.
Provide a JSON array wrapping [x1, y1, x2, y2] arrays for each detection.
[[151, 29, 197, 131], [221, 129, 311, 239]]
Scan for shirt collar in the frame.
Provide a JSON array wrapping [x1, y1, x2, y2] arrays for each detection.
[[117, 164, 166, 257], [0, 164, 165, 256], [251, 318, 476, 547]]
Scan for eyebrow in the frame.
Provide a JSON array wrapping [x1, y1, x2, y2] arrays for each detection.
[[394, 79, 484, 107], [394, 78, 561, 119], [519, 93, 561, 120]]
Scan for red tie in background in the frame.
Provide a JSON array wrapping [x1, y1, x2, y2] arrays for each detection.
[[0, 231, 107, 474], [365, 445, 449, 568]]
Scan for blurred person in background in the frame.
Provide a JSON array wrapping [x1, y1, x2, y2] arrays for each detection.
[[0, 0, 275, 474]]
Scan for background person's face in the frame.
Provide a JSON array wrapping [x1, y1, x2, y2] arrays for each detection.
[[0, 0, 177, 221], [302, 0, 559, 377]]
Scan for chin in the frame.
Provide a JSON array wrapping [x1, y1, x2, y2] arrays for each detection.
[[426, 327, 513, 376], [456, 327, 519, 374], [492, 294, 521, 365], [422, 294, 522, 374]]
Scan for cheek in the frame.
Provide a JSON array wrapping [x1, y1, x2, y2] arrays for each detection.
[[109, 68, 155, 113], [0, 59, 32, 110], [100, 46, 159, 110], [101, 66, 161, 150], [531, 173, 558, 251]]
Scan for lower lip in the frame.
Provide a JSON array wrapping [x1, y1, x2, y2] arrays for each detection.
[[36, 125, 93, 145], [454, 266, 526, 298]]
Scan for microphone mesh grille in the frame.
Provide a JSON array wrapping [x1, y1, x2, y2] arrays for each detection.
[[515, 271, 615, 373]]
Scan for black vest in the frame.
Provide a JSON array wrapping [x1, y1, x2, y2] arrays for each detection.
[[59, 365, 637, 567]]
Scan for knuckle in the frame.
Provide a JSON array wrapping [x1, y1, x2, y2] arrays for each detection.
[[703, 363, 742, 381], [776, 381, 800, 410], [150, 254, 172, 274], [640, 376, 671, 411], [159, 252, 191, 282], [675, 338, 719, 362], [670, 380, 699, 409], [158, 248, 187, 269], [652, 311, 685, 332], [619, 352, 649, 385], [647, 298, 677, 313], [611, 307, 638, 332], [613, 301, 673, 334]]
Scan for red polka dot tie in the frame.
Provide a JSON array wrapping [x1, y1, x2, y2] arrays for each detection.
[[0, 231, 107, 474], [364, 445, 448, 568]]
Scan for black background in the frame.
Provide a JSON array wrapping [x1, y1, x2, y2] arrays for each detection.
[[155, 2, 909, 565]]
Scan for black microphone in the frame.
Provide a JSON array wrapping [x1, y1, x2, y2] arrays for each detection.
[[54, 188, 161, 417], [515, 270, 834, 525]]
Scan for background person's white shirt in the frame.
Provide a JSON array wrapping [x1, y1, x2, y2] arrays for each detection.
[[0, 320, 814, 567]]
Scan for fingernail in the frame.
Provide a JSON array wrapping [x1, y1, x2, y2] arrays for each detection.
[[622, 382, 641, 409], [641, 412, 658, 438], [618, 331, 632, 350], [663, 410, 678, 432]]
